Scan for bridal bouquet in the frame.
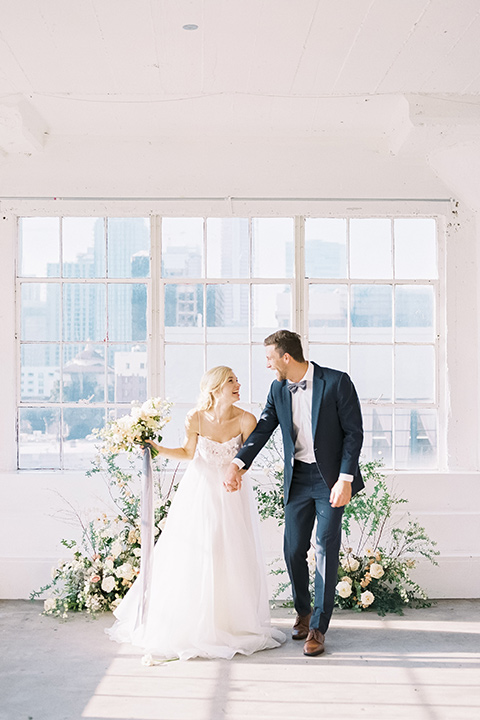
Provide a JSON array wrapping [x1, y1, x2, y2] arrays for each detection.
[[96, 398, 173, 458]]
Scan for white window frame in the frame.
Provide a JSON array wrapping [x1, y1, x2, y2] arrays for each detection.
[[11, 198, 447, 472]]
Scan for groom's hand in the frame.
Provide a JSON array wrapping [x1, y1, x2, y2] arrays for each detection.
[[330, 479, 352, 507], [224, 463, 243, 493]]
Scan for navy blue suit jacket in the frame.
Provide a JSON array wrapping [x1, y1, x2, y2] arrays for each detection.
[[236, 362, 364, 504]]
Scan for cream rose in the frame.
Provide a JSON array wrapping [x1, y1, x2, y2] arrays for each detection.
[[116, 562, 135, 581], [360, 590, 375, 607], [340, 575, 353, 585], [370, 563, 385, 579], [111, 539, 123, 558], [341, 556, 360, 572], [44, 597, 57, 613], [101, 575, 116, 593], [336, 580, 352, 598], [104, 557, 114, 572]]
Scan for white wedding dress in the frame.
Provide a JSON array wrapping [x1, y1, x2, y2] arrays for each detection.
[[106, 434, 285, 660]]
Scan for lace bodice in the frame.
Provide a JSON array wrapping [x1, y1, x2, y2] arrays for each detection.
[[196, 434, 243, 466]]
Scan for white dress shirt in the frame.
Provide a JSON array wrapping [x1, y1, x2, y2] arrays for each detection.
[[234, 361, 353, 483], [288, 362, 352, 482]]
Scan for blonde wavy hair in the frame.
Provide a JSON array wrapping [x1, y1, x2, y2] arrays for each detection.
[[196, 366, 235, 412]]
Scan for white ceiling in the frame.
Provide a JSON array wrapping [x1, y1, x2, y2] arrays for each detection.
[[0, 0, 480, 150]]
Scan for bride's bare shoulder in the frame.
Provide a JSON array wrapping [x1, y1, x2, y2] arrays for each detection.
[[235, 407, 255, 422], [237, 409, 257, 435], [185, 409, 201, 434]]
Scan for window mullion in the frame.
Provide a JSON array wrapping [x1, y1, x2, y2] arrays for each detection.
[[294, 216, 304, 336], [150, 214, 162, 398]]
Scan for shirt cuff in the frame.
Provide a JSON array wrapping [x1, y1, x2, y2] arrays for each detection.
[[338, 473, 353, 483], [232, 458, 245, 470]]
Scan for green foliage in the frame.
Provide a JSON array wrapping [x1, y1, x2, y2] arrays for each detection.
[[252, 432, 285, 525], [254, 435, 439, 616]]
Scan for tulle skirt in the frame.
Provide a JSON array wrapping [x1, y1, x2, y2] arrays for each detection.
[[106, 453, 285, 660]]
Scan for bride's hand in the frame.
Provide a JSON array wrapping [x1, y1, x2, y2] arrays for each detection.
[[140, 438, 157, 453], [224, 464, 242, 493]]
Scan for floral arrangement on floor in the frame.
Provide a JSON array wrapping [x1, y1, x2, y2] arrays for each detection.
[[334, 459, 439, 614], [253, 437, 439, 616], [31, 399, 174, 617]]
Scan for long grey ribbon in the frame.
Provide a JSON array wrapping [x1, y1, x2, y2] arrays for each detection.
[[136, 446, 154, 628]]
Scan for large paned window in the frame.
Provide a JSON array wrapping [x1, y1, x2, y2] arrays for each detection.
[[161, 217, 294, 438], [18, 217, 150, 469], [16, 213, 440, 471], [306, 217, 438, 469]]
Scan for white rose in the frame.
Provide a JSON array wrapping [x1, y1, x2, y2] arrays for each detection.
[[101, 575, 116, 593], [130, 407, 142, 421], [118, 414, 136, 429], [364, 547, 375, 557], [116, 562, 135, 581], [360, 590, 375, 607], [44, 597, 57, 613], [133, 547, 142, 557], [369, 563, 385, 579], [336, 581, 352, 598], [159, 517, 167, 531], [341, 556, 360, 572], [340, 575, 353, 585], [110, 597, 122, 610], [104, 558, 114, 571], [110, 540, 123, 559], [274, 461, 284, 473]]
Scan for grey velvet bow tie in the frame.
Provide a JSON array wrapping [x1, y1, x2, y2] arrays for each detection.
[[288, 379, 307, 394]]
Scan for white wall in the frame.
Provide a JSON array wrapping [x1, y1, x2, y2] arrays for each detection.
[[0, 135, 479, 599]]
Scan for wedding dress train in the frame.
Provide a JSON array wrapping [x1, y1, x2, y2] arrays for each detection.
[[106, 434, 285, 660]]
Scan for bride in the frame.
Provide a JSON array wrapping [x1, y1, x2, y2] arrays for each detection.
[[106, 366, 285, 660]]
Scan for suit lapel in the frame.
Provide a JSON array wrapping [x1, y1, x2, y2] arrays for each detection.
[[311, 362, 325, 439]]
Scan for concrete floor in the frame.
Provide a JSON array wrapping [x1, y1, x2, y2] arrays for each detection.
[[1, 599, 480, 720]]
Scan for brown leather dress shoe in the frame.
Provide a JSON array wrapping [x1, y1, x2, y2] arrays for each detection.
[[292, 611, 312, 640], [303, 629, 325, 656]]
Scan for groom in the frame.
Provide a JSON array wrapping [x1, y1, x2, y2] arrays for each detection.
[[225, 330, 364, 656]]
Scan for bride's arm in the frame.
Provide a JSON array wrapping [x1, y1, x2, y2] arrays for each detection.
[[144, 411, 199, 461]]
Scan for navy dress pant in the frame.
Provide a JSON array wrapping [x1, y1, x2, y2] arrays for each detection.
[[284, 460, 344, 634]]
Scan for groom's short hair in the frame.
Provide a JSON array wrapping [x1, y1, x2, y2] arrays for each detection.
[[264, 330, 305, 363]]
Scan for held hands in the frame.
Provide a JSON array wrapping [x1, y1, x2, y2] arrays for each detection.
[[329, 479, 352, 508], [224, 463, 243, 493]]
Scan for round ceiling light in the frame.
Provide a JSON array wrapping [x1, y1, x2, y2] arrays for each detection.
[[182, 24, 199, 30]]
